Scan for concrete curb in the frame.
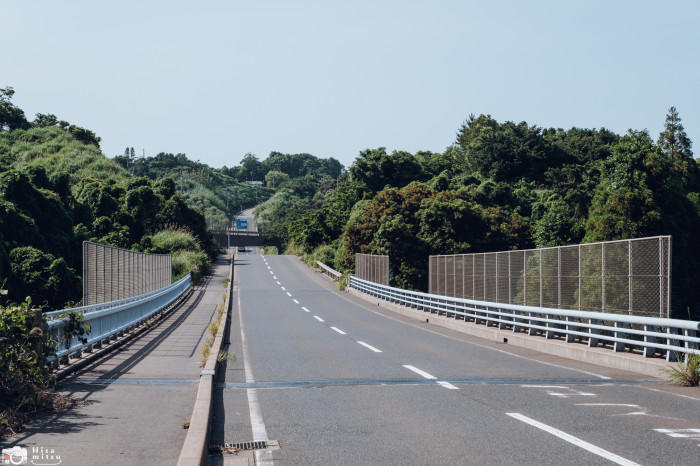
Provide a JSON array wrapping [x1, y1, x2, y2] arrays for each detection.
[[178, 253, 234, 466], [346, 287, 673, 379]]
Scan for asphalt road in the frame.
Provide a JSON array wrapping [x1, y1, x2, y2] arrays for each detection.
[[214, 251, 700, 465]]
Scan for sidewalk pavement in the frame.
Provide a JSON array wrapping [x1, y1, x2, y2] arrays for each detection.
[[2, 256, 230, 466]]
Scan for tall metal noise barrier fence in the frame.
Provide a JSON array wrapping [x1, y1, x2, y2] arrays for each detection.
[[355, 253, 390, 285], [83, 241, 173, 305], [429, 236, 671, 318]]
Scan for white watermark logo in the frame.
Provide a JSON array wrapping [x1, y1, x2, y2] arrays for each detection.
[[1, 446, 61, 466], [1, 447, 27, 465]]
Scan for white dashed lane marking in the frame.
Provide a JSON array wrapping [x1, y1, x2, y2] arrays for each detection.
[[293, 299, 299, 304], [330, 327, 346, 335], [286, 292, 292, 297], [301, 307, 311, 313], [356, 341, 382, 353], [313, 315, 325, 322], [437, 381, 459, 390], [402, 365, 436, 379], [402, 365, 460, 390]]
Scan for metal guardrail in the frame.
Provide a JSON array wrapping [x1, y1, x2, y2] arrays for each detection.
[[349, 276, 700, 362], [316, 261, 342, 280], [45, 274, 191, 361]]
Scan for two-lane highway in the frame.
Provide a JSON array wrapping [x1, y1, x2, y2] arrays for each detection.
[[213, 251, 700, 465]]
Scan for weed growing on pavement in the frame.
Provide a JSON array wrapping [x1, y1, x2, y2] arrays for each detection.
[[665, 353, 700, 386]]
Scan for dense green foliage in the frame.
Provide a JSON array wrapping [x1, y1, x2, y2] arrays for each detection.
[[114, 151, 274, 229], [149, 229, 210, 283], [0, 91, 218, 309], [0, 297, 56, 437], [260, 111, 700, 320]]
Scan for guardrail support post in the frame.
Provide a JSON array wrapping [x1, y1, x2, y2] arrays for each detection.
[[613, 322, 627, 352], [684, 329, 697, 363], [545, 314, 555, 339], [498, 308, 507, 329], [588, 319, 601, 347], [666, 327, 680, 362], [643, 325, 659, 358], [565, 317, 575, 342]]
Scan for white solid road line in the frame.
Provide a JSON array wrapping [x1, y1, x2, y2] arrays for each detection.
[[237, 280, 273, 465], [302, 306, 311, 313], [357, 341, 382, 353], [286, 292, 292, 297], [293, 299, 300, 304], [437, 381, 459, 390], [330, 326, 347, 335], [314, 315, 325, 322], [506, 413, 640, 466], [402, 364, 436, 379]]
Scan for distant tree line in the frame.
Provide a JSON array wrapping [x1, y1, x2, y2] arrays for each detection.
[[262, 109, 699, 320]]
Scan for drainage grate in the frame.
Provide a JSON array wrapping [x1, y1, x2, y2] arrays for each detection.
[[226, 441, 267, 451], [210, 440, 280, 455]]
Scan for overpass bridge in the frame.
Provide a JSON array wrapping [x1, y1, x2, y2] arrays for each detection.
[[210, 229, 266, 248], [6, 249, 700, 465]]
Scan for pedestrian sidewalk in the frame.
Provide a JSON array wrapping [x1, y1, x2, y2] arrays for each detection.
[[2, 256, 230, 466]]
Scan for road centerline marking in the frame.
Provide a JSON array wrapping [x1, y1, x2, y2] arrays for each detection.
[[506, 412, 641, 466], [314, 315, 325, 322], [330, 326, 346, 335], [402, 364, 436, 379], [357, 341, 382, 353], [276, 281, 281, 285], [281, 286, 286, 291], [293, 299, 300, 304], [286, 292, 292, 297], [301, 306, 311, 313]]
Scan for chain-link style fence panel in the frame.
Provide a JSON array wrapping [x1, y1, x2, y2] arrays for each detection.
[[83, 241, 172, 305], [355, 253, 389, 285], [429, 236, 671, 318]]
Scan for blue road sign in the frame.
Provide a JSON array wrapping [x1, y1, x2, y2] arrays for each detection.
[[236, 218, 248, 230]]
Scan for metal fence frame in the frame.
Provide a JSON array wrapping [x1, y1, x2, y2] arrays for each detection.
[[429, 236, 671, 318], [350, 275, 699, 362], [316, 261, 342, 280], [83, 241, 172, 305], [46, 274, 191, 361], [355, 253, 389, 285]]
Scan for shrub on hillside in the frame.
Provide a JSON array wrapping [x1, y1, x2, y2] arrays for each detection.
[[172, 249, 210, 284], [149, 228, 201, 254]]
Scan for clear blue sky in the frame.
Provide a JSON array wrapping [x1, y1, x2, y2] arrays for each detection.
[[3, 1, 699, 169]]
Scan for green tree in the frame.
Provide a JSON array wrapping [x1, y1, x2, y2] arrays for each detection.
[[0, 87, 29, 131], [8, 246, 81, 308], [658, 106, 697, 188], [265, 170, 290, 189]]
